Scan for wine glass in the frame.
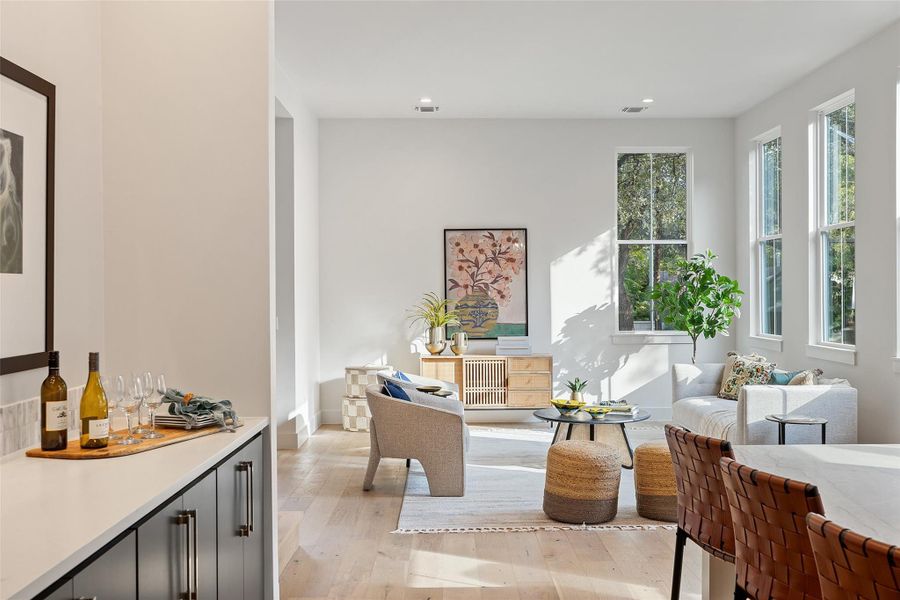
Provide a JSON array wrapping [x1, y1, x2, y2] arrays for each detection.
[[142, 373, 165, 440], [119, 376, 143, 445], [133, 371, 153, 434], [101, 375, 121, 440]]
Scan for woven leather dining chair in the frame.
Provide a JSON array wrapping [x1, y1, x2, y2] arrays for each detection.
[[806, 513, 900, 600], [664, 424, 741, 600], [720, 457, 825, 600]]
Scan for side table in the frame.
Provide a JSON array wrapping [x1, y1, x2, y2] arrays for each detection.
[[765, 414, 828, 444]]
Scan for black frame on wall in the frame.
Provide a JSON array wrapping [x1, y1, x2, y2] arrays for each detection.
[[0, 57, 56, 375], [443, 227, 529, 340]]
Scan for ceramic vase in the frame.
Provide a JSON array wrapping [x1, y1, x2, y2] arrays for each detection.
[[450, 331, 469, 355]]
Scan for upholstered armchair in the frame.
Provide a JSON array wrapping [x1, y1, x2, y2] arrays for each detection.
[[363, 384, 469, 497]]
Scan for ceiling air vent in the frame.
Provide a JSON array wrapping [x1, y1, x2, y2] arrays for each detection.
[[621, 106, 648, 114], [414, 105, 440, 113]]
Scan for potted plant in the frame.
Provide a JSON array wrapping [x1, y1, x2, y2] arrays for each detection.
[[651, 250, 743, 364], [408, 292, 461, 355], [565, 378, 588, 402]]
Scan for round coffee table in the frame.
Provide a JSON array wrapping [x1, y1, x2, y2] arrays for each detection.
[[533, 407, 652, 469]]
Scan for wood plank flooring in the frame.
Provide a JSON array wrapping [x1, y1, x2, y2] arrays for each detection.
[[277, 425, 701, 599]]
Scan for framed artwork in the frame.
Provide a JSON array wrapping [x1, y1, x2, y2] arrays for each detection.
[[444, 228, 528, 339], [0, 58, 55, 375]]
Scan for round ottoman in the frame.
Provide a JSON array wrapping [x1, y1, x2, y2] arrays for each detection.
[[543, 441, 620, 524], [633, 440, 677, 522]]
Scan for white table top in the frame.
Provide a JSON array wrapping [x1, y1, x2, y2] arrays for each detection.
[[733, 444, 900, 542], [0, 417, 268, 600]]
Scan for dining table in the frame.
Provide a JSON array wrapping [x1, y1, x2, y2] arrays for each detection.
[[703, 443, 900, 599]]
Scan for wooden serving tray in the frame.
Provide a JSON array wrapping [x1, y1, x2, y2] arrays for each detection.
[[26, 426, 222, 460]]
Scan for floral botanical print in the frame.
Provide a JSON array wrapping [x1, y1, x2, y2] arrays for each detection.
[[445, 229, 527, 339], [718, 353, 776, 400]]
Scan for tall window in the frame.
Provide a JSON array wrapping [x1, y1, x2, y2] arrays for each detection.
[[817, 97, 856, 345], [756, 134, 783, 336], [616, 152, 688, 331]]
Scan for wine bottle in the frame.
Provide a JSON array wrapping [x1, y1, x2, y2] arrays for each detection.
[[79, 352, 109, 449], [40, 351, 68, 451]]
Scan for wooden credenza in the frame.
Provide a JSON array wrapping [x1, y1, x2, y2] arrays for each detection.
[[420, 354, 553, 410]]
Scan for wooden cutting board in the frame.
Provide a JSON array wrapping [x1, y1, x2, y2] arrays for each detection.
[[26, 426, 223, 459]]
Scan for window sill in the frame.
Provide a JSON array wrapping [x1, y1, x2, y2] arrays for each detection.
[[806, 343, 856, 366], [748, 335, 783, 353], [611, 332, 692, 345], [893, 357, 900, 374]]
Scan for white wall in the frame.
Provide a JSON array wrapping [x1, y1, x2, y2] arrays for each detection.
[[101, 1, 272, 415], [733, 22, 900, 443], [319, 118, 736, 423], [0, 0, 105, 405], [275, 63, 321, 441]]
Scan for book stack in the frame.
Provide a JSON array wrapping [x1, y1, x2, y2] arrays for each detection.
[[496, 336, 532, 356]]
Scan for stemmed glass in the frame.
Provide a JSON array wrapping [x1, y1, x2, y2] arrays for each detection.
[[119, 376, 143, 445], [133, 371, 153, 434], [142, 373, 165, 440], [101, 375, 120, 440]]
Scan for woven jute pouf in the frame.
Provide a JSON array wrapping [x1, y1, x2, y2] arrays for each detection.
[[633, 440, 677, 522], [543, 441, 620, 524]]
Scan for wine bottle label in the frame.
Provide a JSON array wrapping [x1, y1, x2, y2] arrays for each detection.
[[45, 401, 68, 432], [88, 418, 109, 439]]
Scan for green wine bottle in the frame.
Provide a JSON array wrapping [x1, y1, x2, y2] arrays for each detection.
[[41, 351, 68, 451], [79, 352, 109, 449]]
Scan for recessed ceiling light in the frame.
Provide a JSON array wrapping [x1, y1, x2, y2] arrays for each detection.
[[642, 98, 654, 104], [419, 97, 433, 104]]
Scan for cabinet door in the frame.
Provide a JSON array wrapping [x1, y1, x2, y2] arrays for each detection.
[[72, 531, 137, 600], [183, 469, 218, 599], [242, 436, 265, 600], [137, 494, 187, 600], [217, 444, 248, 600]]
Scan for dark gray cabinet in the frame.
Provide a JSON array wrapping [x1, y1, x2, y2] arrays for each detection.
[[72, 531, 137, 599], [137, 470, 217, 600], [35, 433, 265, 600], [217, 436, 264, 600]]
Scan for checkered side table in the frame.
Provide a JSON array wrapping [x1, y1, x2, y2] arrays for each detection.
[[342, 365, 391, 432]]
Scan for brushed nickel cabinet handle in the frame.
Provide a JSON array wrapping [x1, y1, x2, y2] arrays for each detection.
[[247, 461, 254, 535], [176, 511, 192, 599], [236, 461, 252, 537], [188, 509, 198, 599]]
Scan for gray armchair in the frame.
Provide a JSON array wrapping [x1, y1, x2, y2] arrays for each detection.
[[363, 384, 468, 497]]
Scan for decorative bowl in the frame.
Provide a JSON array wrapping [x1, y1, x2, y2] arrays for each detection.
[[416, 385, 442, 393], [582, 405, 607, 418], [550, 398, 586, 416]]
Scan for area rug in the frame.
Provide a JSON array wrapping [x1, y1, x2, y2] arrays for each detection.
[[395, 423, 676, 533]]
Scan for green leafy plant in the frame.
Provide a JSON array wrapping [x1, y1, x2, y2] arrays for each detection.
[[565, 378, 588, 393], [650, 250, 743, 364], [407, 292, 461, 330]]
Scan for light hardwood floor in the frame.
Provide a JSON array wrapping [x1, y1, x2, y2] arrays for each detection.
[[277, 425, 702, 600]]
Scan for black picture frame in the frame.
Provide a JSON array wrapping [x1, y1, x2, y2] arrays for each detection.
[[444, 228, 528, 340], [0, 57, 55, 375]]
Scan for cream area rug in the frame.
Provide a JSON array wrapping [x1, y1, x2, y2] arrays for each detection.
[[396, 423, 676, 533]]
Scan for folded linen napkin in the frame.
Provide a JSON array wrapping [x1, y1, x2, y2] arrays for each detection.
[[161, 388, 238, 427]]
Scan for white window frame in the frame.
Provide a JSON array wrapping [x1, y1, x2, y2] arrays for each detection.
[[809, 90, 857, 364], [612, 147, 692, 343], [753, 127, 783, 343]]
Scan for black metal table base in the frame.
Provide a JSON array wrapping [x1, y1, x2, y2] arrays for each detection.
[[552, 422, 635, 469]]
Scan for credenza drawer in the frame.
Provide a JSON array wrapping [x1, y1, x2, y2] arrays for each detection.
[[508, 372, 551, 390], [508, 356, 552, 373], [507, 390, 551, 408]]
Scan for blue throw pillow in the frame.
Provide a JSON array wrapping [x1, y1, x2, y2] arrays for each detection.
[[769, 370, 804, 385], [394, 370, 411, 382], [382, 381, 411, 401]]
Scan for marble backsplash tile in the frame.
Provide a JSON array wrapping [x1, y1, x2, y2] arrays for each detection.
[[1, 386, 84, 455]]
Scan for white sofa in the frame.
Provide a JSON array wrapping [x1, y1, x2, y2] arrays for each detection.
[[671, 363, 857, 445]]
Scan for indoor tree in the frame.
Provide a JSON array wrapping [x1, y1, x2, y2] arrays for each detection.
[[650, 250, 743, 363]]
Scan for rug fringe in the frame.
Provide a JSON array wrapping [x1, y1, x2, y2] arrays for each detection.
[[391, 524, 677, 535]]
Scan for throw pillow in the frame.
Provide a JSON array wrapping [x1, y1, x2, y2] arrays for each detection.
[[382, 381, 411, 401], [720, 351, 765, 392], [818, 377, 851, 387], [394, 370, 412, 382], [769, 369, 804, 385], [718, 353, 776, 400], [788, 369, 824, 385]]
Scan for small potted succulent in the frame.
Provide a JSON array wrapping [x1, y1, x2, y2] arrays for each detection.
[[565, 378, 588, 403]]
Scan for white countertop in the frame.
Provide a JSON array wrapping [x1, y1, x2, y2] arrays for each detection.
[[0, 417, 268, 600]]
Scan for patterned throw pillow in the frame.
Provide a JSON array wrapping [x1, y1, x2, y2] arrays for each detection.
[[718, 352, 776, 400]]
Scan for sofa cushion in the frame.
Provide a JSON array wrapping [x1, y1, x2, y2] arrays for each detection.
[[672, 396, 738, 442], [769, 369, 804, 385], [788, 369, 824, 385], [394, 370, 412, 382], [383, 381, 411, 401], [718, 353, 775, 400]]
